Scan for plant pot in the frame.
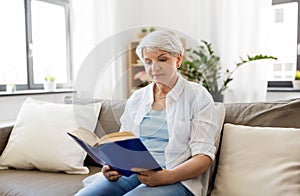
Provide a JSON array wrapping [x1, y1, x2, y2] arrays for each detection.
[[211, 92, 224, 102], [6, 84, 16, 93], [292, 80, 300, 89], [44, 81, 56, 91]]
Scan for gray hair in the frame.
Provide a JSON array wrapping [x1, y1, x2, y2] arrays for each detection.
[[135, 30, 184, 62]]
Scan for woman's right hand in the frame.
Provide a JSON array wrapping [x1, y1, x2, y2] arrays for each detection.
[[102, 165, 122, 181]]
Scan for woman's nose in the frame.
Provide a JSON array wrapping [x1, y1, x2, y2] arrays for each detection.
[[151, 61, 160, 71]]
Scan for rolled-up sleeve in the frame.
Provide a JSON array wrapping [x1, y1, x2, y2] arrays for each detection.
[[189, 102, 220, 161]]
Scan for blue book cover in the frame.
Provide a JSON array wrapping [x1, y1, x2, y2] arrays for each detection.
[[67, 132, 162, 176]]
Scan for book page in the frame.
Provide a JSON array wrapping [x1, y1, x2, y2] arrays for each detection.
[[96, 131, 136, 146], [69, 127, 99, 146], [69, 127, 136, 147]]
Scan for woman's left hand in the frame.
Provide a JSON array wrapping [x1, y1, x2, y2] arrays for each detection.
[[131, 154, 211, 187], [135, 169, 176, 187]]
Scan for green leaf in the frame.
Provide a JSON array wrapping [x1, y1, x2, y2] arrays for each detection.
[[179, 40, 277, 94], [44, 76, 55, 81]]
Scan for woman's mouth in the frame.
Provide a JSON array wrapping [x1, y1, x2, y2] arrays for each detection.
[[152, 74, 163, 78]]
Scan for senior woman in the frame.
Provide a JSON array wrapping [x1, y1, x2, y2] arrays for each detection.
[[76, 30, 221, 196]]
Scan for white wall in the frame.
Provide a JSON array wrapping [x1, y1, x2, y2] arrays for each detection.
[[0, 92, 73, 123], [109, 0, 218, 44], [266, 91, 300, 101]]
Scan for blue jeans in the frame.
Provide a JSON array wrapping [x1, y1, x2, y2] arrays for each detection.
[[75, 174, 193, 196]]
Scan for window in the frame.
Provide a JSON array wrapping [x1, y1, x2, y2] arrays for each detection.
[[0, 1, 27, 87], [0, 0, 72, 91], [269, 0, 299, 87]]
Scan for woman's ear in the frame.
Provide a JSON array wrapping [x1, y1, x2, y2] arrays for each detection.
[[176, 54, 183, 68]]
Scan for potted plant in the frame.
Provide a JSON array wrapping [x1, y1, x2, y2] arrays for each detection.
[[149, 27, 156, 32], [179, 40, 277, 102], [44, 75, 56, 91], [292, 70, 300, 89], [6, 84, 16, 93]]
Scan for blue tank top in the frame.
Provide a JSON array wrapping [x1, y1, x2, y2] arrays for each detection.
[[139, 109, 169, 168]]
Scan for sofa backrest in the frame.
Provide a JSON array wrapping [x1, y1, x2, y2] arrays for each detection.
[[94, 98, 300, 138], [0, 124, 13, 156], [94, 99, 127, 137], [224, 98, 300, 128]]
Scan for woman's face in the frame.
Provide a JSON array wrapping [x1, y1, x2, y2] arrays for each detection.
[[143, 49, 182, 87]]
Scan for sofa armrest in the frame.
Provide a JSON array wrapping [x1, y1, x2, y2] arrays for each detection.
[[0, 122, 14, 155]]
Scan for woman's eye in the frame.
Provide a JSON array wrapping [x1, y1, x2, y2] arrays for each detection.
[[159, 57, 167, 62]]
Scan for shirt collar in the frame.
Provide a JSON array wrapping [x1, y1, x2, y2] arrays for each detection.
[[168, 73, 185, 101], [144, 73, 185, 103]]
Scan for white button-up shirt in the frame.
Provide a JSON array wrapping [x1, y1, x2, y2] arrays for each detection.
[[120, 73, 224, 195]]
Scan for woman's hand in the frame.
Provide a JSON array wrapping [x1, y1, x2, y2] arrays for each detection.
[[134, 169, 176, 187], [102, 165, 122, 181], [132, 154, 211, 187]]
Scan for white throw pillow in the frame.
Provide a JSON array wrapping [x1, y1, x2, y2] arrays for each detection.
[[0, 97, 101, 174], [211, 123, 300, 196]]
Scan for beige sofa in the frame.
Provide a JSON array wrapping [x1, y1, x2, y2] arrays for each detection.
[[0, 99, 299, 195]]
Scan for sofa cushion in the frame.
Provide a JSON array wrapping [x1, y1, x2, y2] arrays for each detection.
[[209, 98, 300, 193], [211, 123, 300, 196], [0, 98, 101, 174], [0, 166, 101, 196]]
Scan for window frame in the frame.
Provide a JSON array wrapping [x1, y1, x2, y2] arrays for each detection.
[[0, 0, 73, 92], [269, 0, 299, 88]]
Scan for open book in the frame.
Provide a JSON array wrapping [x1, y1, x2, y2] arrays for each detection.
[[67, 128, 162, 176]]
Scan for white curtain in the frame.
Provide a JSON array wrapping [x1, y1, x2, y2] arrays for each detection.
[[216, 0, 272, 103], [71, 0, 129, 99]]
